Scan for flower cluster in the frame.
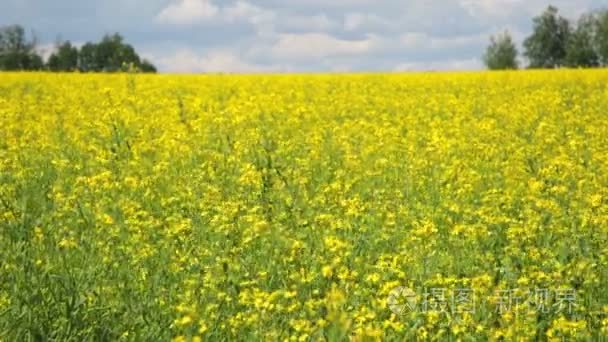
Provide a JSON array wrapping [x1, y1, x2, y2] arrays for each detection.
[[0, 70, 607, 340]]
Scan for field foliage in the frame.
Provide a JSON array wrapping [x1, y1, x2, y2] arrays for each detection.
[[1, 71, 608, 340]]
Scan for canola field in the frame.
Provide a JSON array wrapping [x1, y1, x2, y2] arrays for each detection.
[[1, 70, 608, 341]]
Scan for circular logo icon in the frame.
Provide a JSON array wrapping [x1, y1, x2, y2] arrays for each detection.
[[387, 286, 417, 315]]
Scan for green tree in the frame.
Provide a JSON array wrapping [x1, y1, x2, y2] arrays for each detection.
[[77, 33, 156, 73], [47, 40, 79, 71], [0, 25, 44, 70], [78, 42, 99, 72], [523, 6, 571, 68], [140, 59, 157, 73], [565, 13, 600, 67], [596, 9, 608, 65], [95, 33, 140, 72], [483, 31, 519, 70]]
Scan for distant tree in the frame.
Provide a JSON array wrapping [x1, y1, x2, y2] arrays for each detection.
[[95, 33, 141, 72], [140, 59, 157, 73], [1, 26, 156, 73], [31, 54, 44, 70], [565, 13, 600, 67], [523, 6, 571, 68], [596, 9, 608, 65], [0, 24, 44, 70], [483, 31, 519, 70], [47, 40, 79, 71], [78, 42, 99, 72], [77, 33, 156, 73]]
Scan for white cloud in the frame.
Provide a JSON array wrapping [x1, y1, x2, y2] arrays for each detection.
[[283, 13, 337, 32], [224, 1, 272, 22], [156, 0, 219, 25], [343, 13, 396, 32], [156, 1, 340, 36], [460, 0, 525, 18], [224, 1, 276, 34], [269, 32, 378, 60], [394, 58, 483, 71], [399, 32, 487, 49], [269, 0, 377, 8], [156, 0, 278, 33], [27, 0, 603, 72], [37, 43, 57, 61], [459, 0, 599, 21], [157, 48, 285, 73]]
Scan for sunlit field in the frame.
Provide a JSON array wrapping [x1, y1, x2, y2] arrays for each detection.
[[1, 70, 608, 340]]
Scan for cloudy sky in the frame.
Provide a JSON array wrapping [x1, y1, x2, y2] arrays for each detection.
[[1, 0, 606, 72]]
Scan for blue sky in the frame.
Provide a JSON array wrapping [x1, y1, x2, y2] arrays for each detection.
[[1, 0, 606, 72]]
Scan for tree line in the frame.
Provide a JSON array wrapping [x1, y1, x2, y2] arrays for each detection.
[[0, 25, 156, 73], [484, 6, 608, 70]]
